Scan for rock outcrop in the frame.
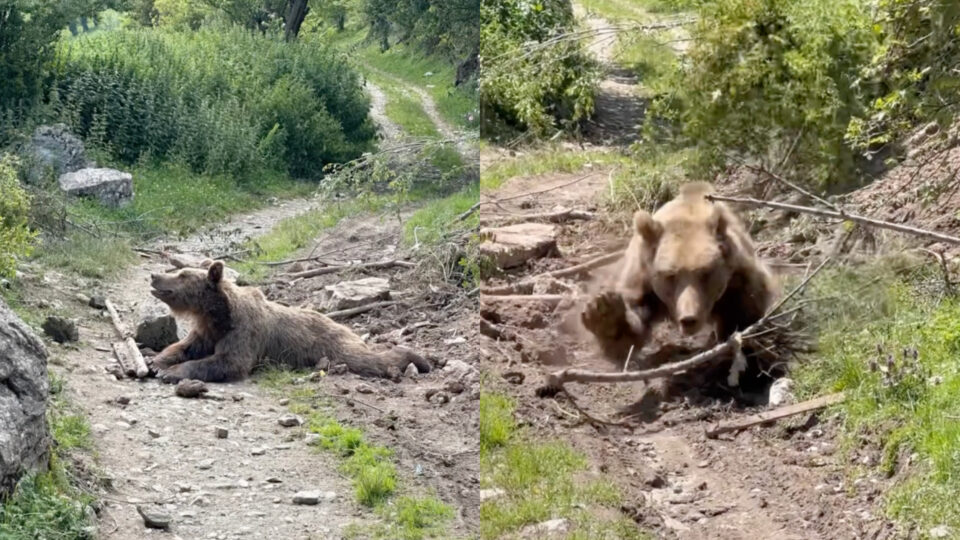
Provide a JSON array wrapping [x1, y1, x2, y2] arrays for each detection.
[[0, 298, 51, 496], [59, 168, 134, 207]]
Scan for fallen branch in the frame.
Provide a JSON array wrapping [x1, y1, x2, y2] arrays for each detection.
[[284, 260, 417, 281], [323, 301, 400, 320], [540, 258, 830, 392], [709, 194, 960, 246], [110, 342, 137, 378], [455, 202, 480, 222], [482, 250, 623, 295], [482, 209, 595, 226], [705, 392, 845, 438], [105, 300, 149, 378], [481, 294, 567, 306]]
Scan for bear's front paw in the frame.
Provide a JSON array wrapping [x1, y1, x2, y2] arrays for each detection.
[[149, 354, 176, 372], [157, 365, 187, 384], [581, 291, 628, 338]]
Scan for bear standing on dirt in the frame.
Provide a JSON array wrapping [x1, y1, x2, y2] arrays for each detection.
[[148, 261, 432, 383], [582, 181, 778, 363]]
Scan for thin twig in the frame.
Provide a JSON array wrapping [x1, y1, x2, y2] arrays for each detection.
[[482, 250, 623, 295], [709, 194, 960, 246], [322, 301, 400, 320]]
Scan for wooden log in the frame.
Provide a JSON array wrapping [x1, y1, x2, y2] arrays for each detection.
[[705, 392, 846, 438], [111, 341, 136, 378], [105, 299, 150, 378], [481, 294, 568, 306]]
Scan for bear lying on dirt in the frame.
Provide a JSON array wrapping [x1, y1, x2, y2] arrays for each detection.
[[582, 181, 778, 373], [148, 261, 432, 383]]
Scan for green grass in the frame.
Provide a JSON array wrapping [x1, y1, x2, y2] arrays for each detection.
[[0, 375, 95, 540], [321, 27, 476, 131], [792, 261, 960, 532], [616, 34, 681, 95], [365, 70, 440, 138], [480, 393, 650, 539], [31, 162, 313, 279], [403, 184, 478, 247], [480, 148, 632, 192], [255, 372, 455, 538], [578, 0, 653, 21]]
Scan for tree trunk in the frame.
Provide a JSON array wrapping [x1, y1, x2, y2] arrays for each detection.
[[80, 16, 90, 32], [68, 20, 78, 35], [336, 12, 345, 31], [284, 0, 309, 41]]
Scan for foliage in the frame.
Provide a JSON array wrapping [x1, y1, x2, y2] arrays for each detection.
[[480, 392, 649, 539], [0, 375, 95, 540], [650, 0, 875, 188], [479, 0, 600, 138], [52, 26, 375, 179], [846, 0, 960, 153], [0, 156, 37, 279], [361, 0, 478, 60], [793, 262, 960, 531]]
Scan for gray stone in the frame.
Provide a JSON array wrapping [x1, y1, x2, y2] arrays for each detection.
[[88, 295, 107, 310], [278, 414, 301, 428], [59, 168, 133, 207], [768, 378, 795, 407], [520, 518, 570, 537], [41, 316, 78, 343], [137, 505, 171, 529], [292, 490, 329, 505], [135, 300, 180, 351], [214, 427, 228, 439], [930, 525, 951, 539], [404, 362, 419, 378], [0, 298, 51, 497], [318, 277, 391, 311], [479, 223, 558, 269], [22, 124, 90, 183]]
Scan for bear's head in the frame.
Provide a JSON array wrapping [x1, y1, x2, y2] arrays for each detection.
[[634, 183, 734, 336], [150, 261, 225, 316]]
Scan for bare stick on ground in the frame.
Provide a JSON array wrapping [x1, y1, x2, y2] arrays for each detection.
[[709, 194, 960, 246], [705, 393, 846, 438], [482, 209, 595, 226], [284, 260, 416, 282], [481, 294, 568, 306], [539, 258, 831, 393], [482, 250, 623, 295], [105, 299, 150, 378], [324, 301, 400, 320]]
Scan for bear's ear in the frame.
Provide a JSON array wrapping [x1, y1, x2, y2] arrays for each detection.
[[634, 210, 662, 245], [207, 261, 224, 284]]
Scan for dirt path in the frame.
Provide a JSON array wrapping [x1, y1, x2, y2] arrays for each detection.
[[366, 79, 404, 142], [34, 192, 477, 537], [478, 169, 894, 539], [363, 65, 460, 142]]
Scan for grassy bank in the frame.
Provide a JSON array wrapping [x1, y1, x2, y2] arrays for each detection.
[[0, 375, 96, 539], [480, 393, 649, 539]]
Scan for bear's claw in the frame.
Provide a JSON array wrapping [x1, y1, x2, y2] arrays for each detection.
[[582, 290, 628, 338]]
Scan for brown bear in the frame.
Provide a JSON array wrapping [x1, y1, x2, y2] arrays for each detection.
[[581, 181, 777, 370], [148, 261, 431, 383]]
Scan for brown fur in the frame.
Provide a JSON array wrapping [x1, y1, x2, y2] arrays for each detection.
[[582, 182, 778, 370], [148, 261, 431, 383]]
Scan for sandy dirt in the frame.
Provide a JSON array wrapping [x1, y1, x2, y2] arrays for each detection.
[[478, 165, 900, 539]]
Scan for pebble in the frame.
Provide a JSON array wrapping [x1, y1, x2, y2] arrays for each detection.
[[147, 429, 161, 439], [137, 505, 171, 529], [293, 491, 321, 505], [355, 383, 375, 394], [278, 414, 301, 427], [214, 427, 229, 439], [116, 396, 131, 405], [930, 525, 951, 539], [197, 459, 215, 470], [278, 398, 290, 406], [251, 447, 267, 456]]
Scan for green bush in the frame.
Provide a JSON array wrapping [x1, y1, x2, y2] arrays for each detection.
[[0, 155, 37, 278], [652, 0, 875, 188], [52, 26, 375, 179], [479, 0, 599, 137]]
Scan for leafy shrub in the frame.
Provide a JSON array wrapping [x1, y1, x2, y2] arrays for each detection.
[[0, 155, 37, 278], [479, 0, 600, 138], [651, 0, 875, 188], [52, 27, 375, 179]]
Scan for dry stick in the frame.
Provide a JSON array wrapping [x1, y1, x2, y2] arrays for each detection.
[[541, 258, 831, 390], [482, 209, 596, 226], [323, 301, 400, 320], [481, 294, 567, 306], [708, 194, 960, 246], [705, 392, 846, 439], [110, 342, 137, 378], [455, 202, 481, 222], [482, 250, 624, 295], [105, 300, 149, 379], [284, 260, 417, 281]]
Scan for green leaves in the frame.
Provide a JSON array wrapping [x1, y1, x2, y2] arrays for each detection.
[[0, 155, 36, 279]]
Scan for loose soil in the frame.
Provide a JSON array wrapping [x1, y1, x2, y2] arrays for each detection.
[[479, 166, 901, 539]]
